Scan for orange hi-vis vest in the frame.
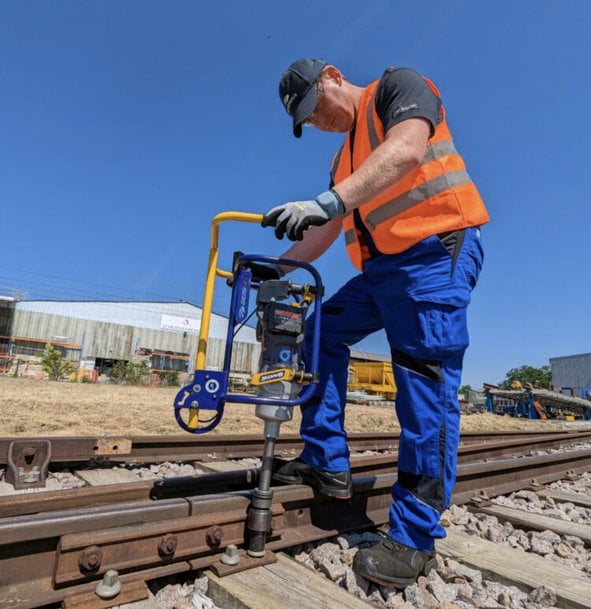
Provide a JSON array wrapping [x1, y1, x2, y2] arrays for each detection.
[[332, 76, 490, 270]]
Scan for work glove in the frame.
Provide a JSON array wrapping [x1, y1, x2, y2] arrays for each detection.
[[262, 190, 345, 241], [243, 261, 284, 281]]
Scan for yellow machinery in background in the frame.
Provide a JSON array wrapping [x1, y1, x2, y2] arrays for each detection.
[[348, 361, 397, 400]]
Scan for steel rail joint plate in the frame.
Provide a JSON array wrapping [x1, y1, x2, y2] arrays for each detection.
[[53, 504, 284, 586]]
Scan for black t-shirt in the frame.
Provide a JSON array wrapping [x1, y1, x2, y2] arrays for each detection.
[[333, 68, 444, 258], [374, 67, 442, 135], [329, 67, 442, 186]]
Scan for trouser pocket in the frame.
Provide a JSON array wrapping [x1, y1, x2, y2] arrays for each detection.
[[414, 298, 469, 358]]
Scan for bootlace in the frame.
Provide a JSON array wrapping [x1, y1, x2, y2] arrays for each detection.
[[381, 537, 407, 553]]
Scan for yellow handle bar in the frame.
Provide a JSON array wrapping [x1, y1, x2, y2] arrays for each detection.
[[195, 212, 263, 371]]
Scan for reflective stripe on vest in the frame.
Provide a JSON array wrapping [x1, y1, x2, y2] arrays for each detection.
[[342, 142, 474, 246], [364, 169, 473, 230], [334, 76, 489, 268], [363, 91, 475, 228]]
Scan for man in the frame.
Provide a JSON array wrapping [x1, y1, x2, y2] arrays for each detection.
[[258, 58, 489, 588]]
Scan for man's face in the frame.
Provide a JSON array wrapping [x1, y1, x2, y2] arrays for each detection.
[[303, 71, 355, 133]]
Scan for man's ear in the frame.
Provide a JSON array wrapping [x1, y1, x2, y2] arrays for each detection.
[[323, 65, 343, 86]]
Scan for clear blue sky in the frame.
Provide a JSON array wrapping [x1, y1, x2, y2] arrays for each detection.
[[1, 1, 590, 388]]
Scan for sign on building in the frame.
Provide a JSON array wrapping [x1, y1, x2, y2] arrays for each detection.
[[160, 314, 200, 334]]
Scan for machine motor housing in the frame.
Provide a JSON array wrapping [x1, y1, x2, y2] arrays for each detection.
[[254, 281, 308, 398]]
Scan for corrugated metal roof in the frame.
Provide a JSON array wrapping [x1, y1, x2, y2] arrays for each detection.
[[550, 352, 591, 362]]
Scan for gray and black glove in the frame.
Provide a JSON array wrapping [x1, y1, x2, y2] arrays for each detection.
[[262, 190, 345, 241]]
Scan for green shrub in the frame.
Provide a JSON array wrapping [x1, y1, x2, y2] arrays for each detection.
[[158, 370, 180, 387], [40, 344, 72, 381], [110, 361, 150, 385]]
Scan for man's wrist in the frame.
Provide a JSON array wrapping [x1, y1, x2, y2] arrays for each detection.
[[329, 189, 346, 214], [315, 190, 346, 218]]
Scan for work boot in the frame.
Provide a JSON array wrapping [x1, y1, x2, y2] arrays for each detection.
[[272, 457, 352, 499], [353, 536, 436, 588]]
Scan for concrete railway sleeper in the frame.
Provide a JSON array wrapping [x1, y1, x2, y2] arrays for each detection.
[[1, 439, 591, 609]]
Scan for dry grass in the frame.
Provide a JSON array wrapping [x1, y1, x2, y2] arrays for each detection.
[[0, 376, 566, 438]]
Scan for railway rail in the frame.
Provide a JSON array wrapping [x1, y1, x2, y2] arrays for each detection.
[[4, 429, 584, 465], [1, 429, 590, 609]]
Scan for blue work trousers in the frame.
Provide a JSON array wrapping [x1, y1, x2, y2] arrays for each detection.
[[300, 228, 484, 551]]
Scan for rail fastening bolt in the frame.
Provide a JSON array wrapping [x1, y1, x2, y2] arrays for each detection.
[[220, 543, 240, 566], [95, 569, 122, 599], [79, 545, 103, 573], [158, 533, 178, 558], [206, 525, 224, 547], [23, 466, 40, 483]]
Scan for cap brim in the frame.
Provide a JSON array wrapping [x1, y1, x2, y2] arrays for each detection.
[[292, 85, 318, 138]]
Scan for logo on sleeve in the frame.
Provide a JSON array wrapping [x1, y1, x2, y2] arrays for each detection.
[[393, 103, 419, 117]]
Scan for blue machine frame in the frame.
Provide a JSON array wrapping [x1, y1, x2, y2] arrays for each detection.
[[173, 212, 323, 434]]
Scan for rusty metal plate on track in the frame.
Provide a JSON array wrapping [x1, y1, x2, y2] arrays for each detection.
[[0, 437, 134, 463], [0, 556, 190, 609], [53, 503, 282, 586], [92, 437, 132, 456], [209, 549, 277, 577], [63, 578, 148, 609]]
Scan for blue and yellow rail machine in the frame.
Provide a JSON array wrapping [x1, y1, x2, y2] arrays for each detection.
[[173, 212, 323, 560]]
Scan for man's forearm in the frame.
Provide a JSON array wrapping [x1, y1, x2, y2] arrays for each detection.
[[333, 118, 430, 211]]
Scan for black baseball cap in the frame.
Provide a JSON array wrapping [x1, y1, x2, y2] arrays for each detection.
[[279, 58, 327, 138]]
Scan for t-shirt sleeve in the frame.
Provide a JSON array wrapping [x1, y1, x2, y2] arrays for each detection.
[[374, 67, 442, 135]]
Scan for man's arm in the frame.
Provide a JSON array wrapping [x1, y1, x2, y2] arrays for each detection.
[[261, 118, 431, 242], [277, 216, 343, 272], [332, 117, 431, 212]]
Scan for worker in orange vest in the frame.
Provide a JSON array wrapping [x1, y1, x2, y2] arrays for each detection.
[[256, 58, 490, 588]]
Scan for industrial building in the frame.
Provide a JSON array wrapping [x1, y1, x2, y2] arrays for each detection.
[[549, 352, 591, 399], [0, 298, 259, 382], [483, 352, 591, 420], [0, 297, 388, 389]]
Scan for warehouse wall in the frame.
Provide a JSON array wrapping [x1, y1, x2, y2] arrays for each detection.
[[549, 353, 591, 397], [3, 299, 386, 382], [10, 310, 194, 359], [14, 300, 255, 340], [4, 300, 261, 378]]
